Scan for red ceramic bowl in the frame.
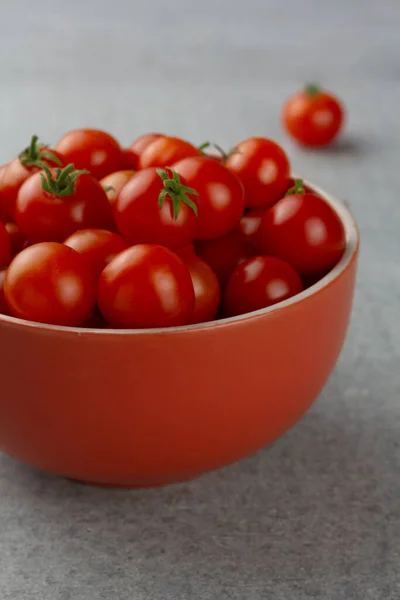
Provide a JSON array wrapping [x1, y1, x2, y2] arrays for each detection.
[[0, 180, 359, 487]]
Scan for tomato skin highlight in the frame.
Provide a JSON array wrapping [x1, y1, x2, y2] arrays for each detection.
[[114, 167, 198, 250], [237, 207, 267, 249], [196, 230, 255, 287], [64, 229, 129, 280], [97, 244, 195, 329], [282, 85, 344, 146], [183, 255, 220, 324], [15, 170, 114, 243], [138, 136, 200, 169], [223, 256, 303, 317], [100, 170, 135, 207], [256, 191, 346, 277], [0, 221, 11, 267], [55, 129, 125, 179], [4, 242, 96, 326], [225, 137, 290, 208], [125, 133, 163, 169], [173, 156, 245, 240]]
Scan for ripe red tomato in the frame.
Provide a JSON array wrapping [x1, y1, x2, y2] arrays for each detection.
[[138, 136, 200, 169], [172, 156, 245, 240], [196, 230, 255, 287], [5, 242, 96, 326], [282, 84, 344, 146], [114, 167, 198, 250], [64, 229, 129, 279], [0, 268, 10, 315], [225, 137, 290, 208], [0, 135, 65, 221], [256, 179, 346, 277], [4, 222, 28, 258], [15, 165, 114, 243], [124, 133, 163, 169], [237, 207, 267, 248], [183, 255, 220, 324], [0, 221, 11, 267], [223, 256, 303, 317], [55, 129, 125, 179], [97, 244, 195, 328], [100, 170, 135, 206], [176, 243, 196, 261]]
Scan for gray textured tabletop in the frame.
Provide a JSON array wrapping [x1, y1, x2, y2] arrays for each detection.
[[0, 1, 399, 599]]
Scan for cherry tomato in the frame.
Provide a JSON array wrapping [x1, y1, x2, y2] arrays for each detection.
[[0, 221, 11, 267], [124, 133, 163, 169], [282, 84, 344, 146], [138, 136, 200, 169], [97, 244, 195, 328], [0, 268, 10, 315], [256, 179, 346, 277], [237, 207, 267, 249], [0, 135, 65, 221], [225, 137, 290, 208], [55, 129, 125, 180], [114, 167, 198, 250], [4, 222, 28, 258], [173, 156, 245, 240], [64, 229, 129, 279], [15, 164, 114, 243], [5, 242, 96, 326], [223, 256, 303, 317], [196, 230, 254, 287], [183, 255, 220, 324], [100, 170, 135, 206]]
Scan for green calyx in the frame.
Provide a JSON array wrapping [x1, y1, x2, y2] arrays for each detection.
[[304, 83, 320, 98], [198, 141, 238, 164], [19, 134, 62, 169], [156, 168, 198, 220], [286, 178, 305, 196], [40, 163, 88, 197]]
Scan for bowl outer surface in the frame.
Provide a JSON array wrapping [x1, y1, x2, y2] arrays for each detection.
[[0, 241, 357, 485]]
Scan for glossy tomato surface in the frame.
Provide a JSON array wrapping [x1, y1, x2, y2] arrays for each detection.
[[257, 187, 346, 277], [282, 85, 344, 146], [173, 156, 245, 240], [114, 167, 198, 250], [0, 149, 65, 221], [5, 242, 96, 326], [4, 222, 29, 258], [138, 136, 200, 169], [97, 244, 195, 328], [223, 256, 303, 317], [100, 170, 135, 206], [125, 133, 163, 169], [225, 137, 290, 208], [196, 230, 255, 287], [55, 129, 125, 179], [15, 169, 114, 243], [64, 229, 129, 279], [184, 256, 220, 324]]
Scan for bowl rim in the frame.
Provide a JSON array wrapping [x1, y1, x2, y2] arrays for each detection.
[[0, 177, 359, 336]]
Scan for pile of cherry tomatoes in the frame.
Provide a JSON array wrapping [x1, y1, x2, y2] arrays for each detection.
[[0, 87, 346, 329]]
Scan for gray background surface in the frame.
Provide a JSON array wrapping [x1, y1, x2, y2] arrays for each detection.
[[0, 1, 399, 598]]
